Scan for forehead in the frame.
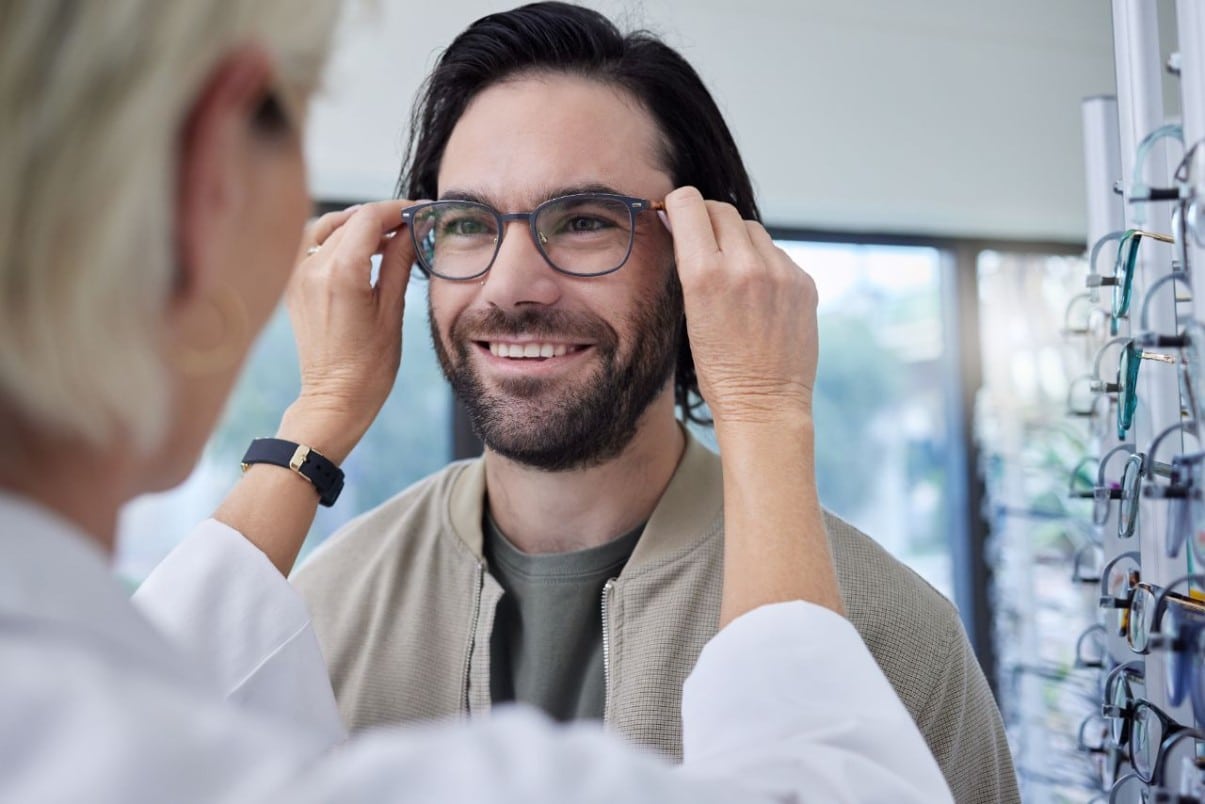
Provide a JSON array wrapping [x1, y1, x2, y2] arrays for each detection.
[[437, 74, 672, 207]]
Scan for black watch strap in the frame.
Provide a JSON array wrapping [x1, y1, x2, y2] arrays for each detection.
[[241, 438, 344, 507]]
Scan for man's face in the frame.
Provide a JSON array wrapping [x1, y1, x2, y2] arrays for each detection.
[[428, 74, 680, 472]]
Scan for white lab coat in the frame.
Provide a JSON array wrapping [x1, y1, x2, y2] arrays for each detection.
[[0, 492, 952, 803]]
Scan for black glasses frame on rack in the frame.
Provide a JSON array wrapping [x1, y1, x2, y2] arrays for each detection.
[[1146, 575, 1205, 725]]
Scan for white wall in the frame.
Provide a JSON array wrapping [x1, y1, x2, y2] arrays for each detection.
[[305, 0, 1125, 242]]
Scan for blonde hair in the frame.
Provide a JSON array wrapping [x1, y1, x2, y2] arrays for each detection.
[[0, 0, 340, 452]]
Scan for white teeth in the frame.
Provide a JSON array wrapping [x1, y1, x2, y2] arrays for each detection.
[[487, 342, 579, 359]]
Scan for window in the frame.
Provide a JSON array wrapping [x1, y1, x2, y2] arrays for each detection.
[[689, 239, 958, 600]]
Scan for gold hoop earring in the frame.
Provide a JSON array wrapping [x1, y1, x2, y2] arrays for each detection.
[[173, 285, 250, 376]]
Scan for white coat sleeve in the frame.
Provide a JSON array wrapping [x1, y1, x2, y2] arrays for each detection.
[[132, 519, 346, 742], [130, 521, 952, 803], [679, 603, 954, 802]]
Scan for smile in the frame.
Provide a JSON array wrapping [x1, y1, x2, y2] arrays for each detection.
[[484, 341, 587, 359]]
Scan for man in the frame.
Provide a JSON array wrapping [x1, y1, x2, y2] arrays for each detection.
[[293, 4, 1018, 802]]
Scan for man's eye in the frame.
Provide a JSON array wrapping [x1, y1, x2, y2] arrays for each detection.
[[562, 216, 612, 233], [441, 217, 492, 236]]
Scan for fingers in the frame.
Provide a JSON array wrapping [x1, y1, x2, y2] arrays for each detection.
[[663, 186, 719, 268], [376, 224, 415, 318], [664, 186, 767, 282], [304, 200, 416, 291], [705, 200, 760, 268], [304, 205, 361, 250], [318, 200, 411, 261]]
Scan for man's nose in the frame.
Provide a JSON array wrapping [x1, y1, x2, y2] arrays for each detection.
[[480, 219, 562, 308]]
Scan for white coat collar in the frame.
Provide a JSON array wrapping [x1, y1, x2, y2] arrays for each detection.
[[0, 492, 180, 672]]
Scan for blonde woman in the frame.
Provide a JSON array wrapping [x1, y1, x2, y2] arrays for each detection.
[[0, 1, 950, 801]]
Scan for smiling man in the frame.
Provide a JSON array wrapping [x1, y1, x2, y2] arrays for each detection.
[[292, 4, 1018, 802]]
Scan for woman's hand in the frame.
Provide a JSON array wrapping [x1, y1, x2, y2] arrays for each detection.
[[663, 186, 818, 430], [662, 186, 842, 624], [278, 200, 416, 464]]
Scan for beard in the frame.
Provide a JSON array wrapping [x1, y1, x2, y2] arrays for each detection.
[[429, 268, 683, 472]]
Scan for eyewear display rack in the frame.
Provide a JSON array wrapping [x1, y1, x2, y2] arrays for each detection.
[[1058, 2, 1203, 801]]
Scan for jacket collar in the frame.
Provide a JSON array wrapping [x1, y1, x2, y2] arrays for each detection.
[[445, 428, 724, 572]]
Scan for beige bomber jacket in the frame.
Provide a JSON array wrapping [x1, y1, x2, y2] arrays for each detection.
[[293, 433, 1019, 804]]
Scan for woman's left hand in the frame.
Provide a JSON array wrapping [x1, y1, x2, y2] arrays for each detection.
[[278, 200, 416, 464]]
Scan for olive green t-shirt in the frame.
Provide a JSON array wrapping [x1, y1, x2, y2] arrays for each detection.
[[484, 514, 643, 722]]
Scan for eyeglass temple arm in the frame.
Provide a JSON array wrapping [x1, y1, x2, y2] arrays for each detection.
[[1087, 230, 1129, 301]]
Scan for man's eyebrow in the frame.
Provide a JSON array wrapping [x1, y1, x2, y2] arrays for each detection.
[[437, 183, 633, 208]]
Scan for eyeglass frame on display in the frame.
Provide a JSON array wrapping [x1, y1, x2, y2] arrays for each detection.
[[1089, 443, 1138, 528], [1098, 552, 1143, 642], [1065, 291, 1115, 340], [1144, 575, 1205, 724], [1128, 123, 1185, 208], [1108, 229, 1177, 337], [1115, 338, 1177, 441]]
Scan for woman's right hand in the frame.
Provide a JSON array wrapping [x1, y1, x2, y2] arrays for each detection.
[[277, 200, 417, 465]]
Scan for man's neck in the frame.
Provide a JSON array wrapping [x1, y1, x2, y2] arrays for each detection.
[[483, 392, 686, 554]]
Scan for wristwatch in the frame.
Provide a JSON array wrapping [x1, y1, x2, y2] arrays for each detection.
[[241, 438, 344, 507]]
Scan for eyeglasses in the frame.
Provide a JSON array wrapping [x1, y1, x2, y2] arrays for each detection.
[[1079, 712, 1128, 790], [1100, 668, 1202, 784], [1146, 576, 1205, 721], [1129, 123, 1185, 206], [1075, 622, 1111, 670], [1121, 422, 1195, 540], [1098, 552, 1142, 639], [401, 193, 664, 280], [1116, 338, 1177, 440], [1102, 660, 1145, 747], [1068, 374, 1117, 442], [1087, 443, 1136, 528], [1124, 580, 1203, 655], [1064, 292, 1113, 341], [1103, 770, 1204, 803], [1110, 229, 1177, 336], [1130, 702, 1205, 784], [1138, 434, 1205, 565]]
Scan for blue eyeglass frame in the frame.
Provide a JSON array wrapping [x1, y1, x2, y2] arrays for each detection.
[[401, 193, 665, 281]]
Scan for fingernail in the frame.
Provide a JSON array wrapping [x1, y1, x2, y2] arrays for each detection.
[[657, 210, 673, 233]]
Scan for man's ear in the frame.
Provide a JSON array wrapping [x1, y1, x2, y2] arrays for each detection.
[[174, 45, 276, 304]]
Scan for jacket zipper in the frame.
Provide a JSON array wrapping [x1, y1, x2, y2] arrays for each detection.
[[601, 577, 616, 721], [463, 560, 485, 713]]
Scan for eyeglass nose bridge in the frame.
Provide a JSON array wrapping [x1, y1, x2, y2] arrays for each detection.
[[490, 210, 552, 260]]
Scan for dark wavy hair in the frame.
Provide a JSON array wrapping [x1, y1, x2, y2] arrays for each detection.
[[398, 1, 759, 425]]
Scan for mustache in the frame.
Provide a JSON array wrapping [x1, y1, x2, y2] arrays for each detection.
[[452, 306, 617, 346]]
